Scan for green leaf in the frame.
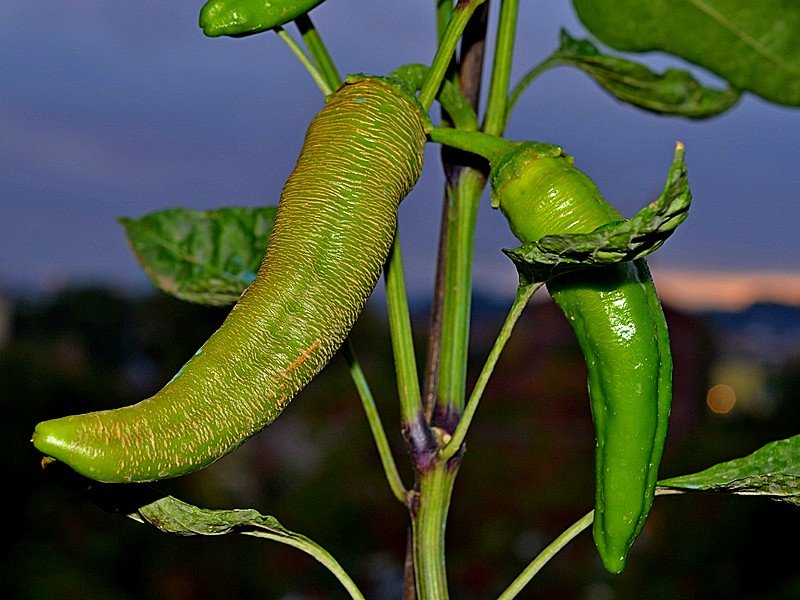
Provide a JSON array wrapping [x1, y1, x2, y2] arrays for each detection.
[[504, 142, 690, 284], [40, 463, 364, 596], [658, 435, 800, 506], [572, 0, 800, 106], [120, 206, 277, 306], [555, 29, 740, 118], [129, 495, 365, 598]]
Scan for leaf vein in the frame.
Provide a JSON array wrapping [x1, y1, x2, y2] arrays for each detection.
[[683, 0, 800, 74]]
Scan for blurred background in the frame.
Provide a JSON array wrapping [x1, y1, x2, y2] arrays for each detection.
[[2, 1, 799, 598]]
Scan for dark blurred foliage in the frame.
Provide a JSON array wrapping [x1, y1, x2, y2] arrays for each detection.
[[2, 286, 799, 599]]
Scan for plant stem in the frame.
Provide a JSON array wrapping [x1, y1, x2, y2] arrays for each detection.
[[441, 282, 541, 461], [455, 2, 489, 112], [435, 0, 523, 423], [496, 510, 594, 600], [405, 7, 491, 598], [385, 231, 425, 429], [483, 0, 520, 135], [251, 529, 368, 600], [436, 0, 454, 40], [389, 64, 479, 131], [435, 168, 485, 419], [412, 464, 458, 599], [422, 194, 449, 423], [419, 0, 487, 111], [296, 14, 342, 89], [403, 525, 417, 599], [342, 341, 407, 504], [422, 1, 487, 424], [274, 27, 332, 95], [428, 126, 515, 164]]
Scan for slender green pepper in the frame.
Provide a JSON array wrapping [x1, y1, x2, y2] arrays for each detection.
[[32, 76, 428, 483], [492, 144, 672, 574], [200, 0, 326, 37]]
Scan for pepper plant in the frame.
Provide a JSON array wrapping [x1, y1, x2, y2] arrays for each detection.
[[31, 1, 800, 598]]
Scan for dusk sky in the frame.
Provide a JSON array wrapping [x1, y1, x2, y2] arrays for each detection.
[[2, 1, 798, 309]]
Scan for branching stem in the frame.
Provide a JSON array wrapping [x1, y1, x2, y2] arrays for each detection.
[[342, 341, 408, 504], [441, 283, 541, 461], [497, 510, 595, 599], [274, 27, 332, 95], [296, 14, 342, 90]]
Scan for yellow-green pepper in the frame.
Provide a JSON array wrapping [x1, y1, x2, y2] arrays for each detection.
[[32, 77, 427, 484]]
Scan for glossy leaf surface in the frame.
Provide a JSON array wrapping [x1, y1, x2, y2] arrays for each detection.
[[659, 434, 800, 506], [555, 30, 740, 117], [572, 0, 800, 105]]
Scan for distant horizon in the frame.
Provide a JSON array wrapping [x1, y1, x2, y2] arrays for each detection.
[[648, 268, 800, 311], [468, 266, 800, 312], [2, 266, 799, 314]]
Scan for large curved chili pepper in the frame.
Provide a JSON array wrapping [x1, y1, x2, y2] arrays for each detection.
[[32, 76, 428, 483]]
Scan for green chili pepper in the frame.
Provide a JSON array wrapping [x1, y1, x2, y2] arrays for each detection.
[[492, 144, 672, 574], [32, 76, 428, 484], [200, 0, 326, 37]]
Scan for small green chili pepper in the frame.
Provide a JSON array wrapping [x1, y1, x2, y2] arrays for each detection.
[[200, 0, 326, 37], [492, 144, 672, 574], [32, 76, 428, 483]]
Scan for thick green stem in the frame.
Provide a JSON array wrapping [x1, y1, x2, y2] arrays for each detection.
[[342, 341, 408, 504], [441, 283, 541, 461], [497, 511, 594, 600], [435, 168, 485, 420], [296, 14, 342, 90], [409, 3, 492, 599], [422, 1, 486, 426], [435, 0, 522, 422], [412, 464, 458, 599]]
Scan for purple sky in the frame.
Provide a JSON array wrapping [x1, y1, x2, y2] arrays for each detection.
[[2, 1, 798, 302]]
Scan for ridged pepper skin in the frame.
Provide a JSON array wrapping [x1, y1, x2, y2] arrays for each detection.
[[200, 0, 326, 37], [32, 77, 427, 483], [492, 145, 672, 574]]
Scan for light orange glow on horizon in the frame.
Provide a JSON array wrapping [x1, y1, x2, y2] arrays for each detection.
[[476, 268, 800, 312], [651, 269, 800, 311]]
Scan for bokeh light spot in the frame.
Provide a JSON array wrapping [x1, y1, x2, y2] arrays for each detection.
[[707, 384, 736, 414]]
